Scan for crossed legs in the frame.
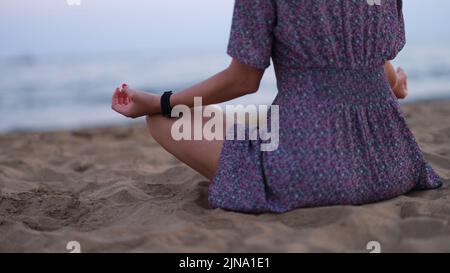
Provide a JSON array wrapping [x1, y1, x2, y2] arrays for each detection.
[[145, 106, 228, 180]]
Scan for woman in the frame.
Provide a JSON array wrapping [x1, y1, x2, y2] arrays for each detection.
[[112, 0, 442, 213]]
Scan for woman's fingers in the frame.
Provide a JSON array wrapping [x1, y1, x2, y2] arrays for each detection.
[[119, 90, 126, 105], [397, 68, 408, 88], [112, 84, 135, 117], [397, 67, 407, 80], [121, 84, 129, 105], [399, 67, 408, 90], [112, 88, 120, 106], [394, 67, 408, 99], [112, 88, 124, 114]]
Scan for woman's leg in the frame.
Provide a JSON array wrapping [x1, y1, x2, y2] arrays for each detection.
[[146, 106, 228, 180]]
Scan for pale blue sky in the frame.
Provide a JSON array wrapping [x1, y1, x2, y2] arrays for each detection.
[[0, 0, 449, 56]]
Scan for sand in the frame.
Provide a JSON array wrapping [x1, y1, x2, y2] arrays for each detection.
[[0, 101, 449, 253]]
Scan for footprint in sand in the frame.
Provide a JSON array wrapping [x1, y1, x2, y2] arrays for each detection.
[[141, 184, 178, 201], [400, 199, 450, 219], [70, 161, 93, 173], [400, 218, 449, 239], [0, 189, 94, 232], [193, 181, 211, 210], [178, 181, 212, 216]]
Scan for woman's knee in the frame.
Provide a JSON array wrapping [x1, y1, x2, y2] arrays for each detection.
[[146, 106, 227, 139], [145, 114, 161, 136], [145, 115, 152, 132], [146, 114, 173, 141]]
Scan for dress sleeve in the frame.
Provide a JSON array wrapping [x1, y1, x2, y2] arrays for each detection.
[[395, 0, 406, 53], [227, 0, 276, 70]]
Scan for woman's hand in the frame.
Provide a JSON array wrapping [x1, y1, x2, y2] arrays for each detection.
[[392, 67, 408, 99], [111, 84, 160, 118]]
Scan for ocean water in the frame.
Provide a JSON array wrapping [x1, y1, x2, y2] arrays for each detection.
[[0, 44, 450, 133], [1, 0, 450, 132]]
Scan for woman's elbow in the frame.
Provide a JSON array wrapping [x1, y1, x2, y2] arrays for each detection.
[[242, 81, 261, 94], [227, 73, 261, 96], [227, 59, 264, 95]]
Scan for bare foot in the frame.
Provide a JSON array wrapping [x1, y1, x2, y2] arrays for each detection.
[[111, 84, 160, 118], [393, 67, 408, 99]]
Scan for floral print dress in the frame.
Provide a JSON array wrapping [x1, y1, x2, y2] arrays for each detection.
[[208, 0, 442, 213]]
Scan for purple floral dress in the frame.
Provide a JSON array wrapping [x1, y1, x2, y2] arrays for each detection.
[[208, 0, 442, 213]]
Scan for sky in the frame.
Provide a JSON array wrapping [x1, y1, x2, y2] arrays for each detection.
[[0, 0, 450, 57]]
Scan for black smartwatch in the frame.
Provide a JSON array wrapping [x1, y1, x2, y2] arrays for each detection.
[[160, 91, 173, 118]]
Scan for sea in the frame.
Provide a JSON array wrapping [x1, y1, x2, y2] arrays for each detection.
[[0, 43, 450, 133]]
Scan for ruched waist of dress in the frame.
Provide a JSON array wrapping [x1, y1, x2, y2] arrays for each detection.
[[272, 66, 396, 107]]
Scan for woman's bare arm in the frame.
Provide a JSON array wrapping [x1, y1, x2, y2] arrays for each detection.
[[112, 59, 265, 118], [170, 59, 264, 108]]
